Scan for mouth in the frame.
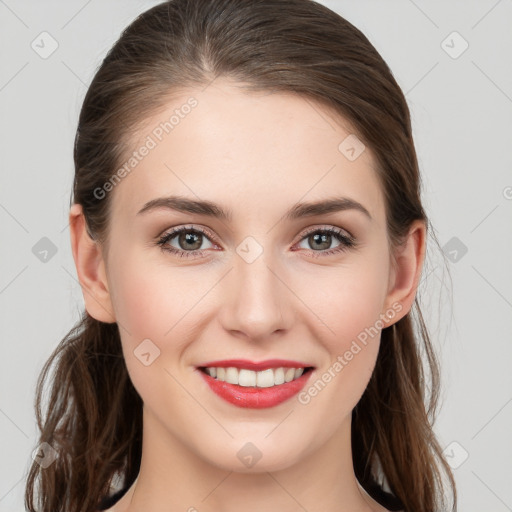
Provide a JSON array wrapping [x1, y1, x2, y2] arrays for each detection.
[[196, 360, 316, 409], [198, 365, 315, 388]]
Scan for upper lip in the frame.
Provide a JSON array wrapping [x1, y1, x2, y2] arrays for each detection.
[[198, 359, 314, 371]]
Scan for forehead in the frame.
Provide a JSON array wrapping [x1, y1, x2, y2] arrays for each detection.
[[109, 78, 386, 226]]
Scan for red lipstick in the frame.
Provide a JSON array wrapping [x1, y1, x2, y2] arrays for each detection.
[[198, 359, 312, 371], [196, 359, 315, 409]]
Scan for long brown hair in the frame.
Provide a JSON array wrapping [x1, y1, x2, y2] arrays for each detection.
[[25, 1, 457, 511]]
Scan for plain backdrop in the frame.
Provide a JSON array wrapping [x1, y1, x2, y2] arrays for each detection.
[[1, 1, 511, 510]]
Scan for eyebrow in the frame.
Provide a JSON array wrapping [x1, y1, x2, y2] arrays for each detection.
[[136, 195, 372, 221]]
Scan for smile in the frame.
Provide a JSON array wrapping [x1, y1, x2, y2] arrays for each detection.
[[200, 366, 313, 387], [196, 359, 315, 409]]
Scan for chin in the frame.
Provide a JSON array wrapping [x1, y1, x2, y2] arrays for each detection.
[[201, 437, 306, 474]]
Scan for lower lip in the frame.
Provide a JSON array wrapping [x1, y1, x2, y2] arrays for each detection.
[[198, 368, 314, 409]]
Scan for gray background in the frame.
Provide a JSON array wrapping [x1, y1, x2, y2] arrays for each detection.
[[1, 1, 511, 510]]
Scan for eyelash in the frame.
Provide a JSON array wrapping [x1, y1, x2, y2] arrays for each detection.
[[156, 224, 356, 259]]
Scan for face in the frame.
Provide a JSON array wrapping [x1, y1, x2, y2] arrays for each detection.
[[97, 78, 402, 473]]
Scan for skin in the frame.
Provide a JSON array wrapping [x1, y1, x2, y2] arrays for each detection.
[[69, 78, 424, 512]]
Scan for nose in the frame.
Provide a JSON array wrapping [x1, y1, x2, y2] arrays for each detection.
[[218, 248, 293, 342]]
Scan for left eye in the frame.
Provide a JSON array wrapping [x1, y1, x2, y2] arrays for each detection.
[[156, 225, 356, 259], [295, 227, 355, 256]]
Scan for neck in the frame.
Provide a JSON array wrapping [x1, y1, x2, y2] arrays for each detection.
[[116, 405, 378, 512]]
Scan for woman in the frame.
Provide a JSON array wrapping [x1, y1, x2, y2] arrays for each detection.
[[25, 1, 457, 511]]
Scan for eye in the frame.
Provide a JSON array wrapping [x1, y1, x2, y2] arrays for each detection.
[[294, 226, 356, 258], [156, 225, 357, 259], [156, 225, 217, 258]]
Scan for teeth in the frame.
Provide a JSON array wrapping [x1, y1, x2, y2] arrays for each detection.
[[225, 367, 239, 385], [274, 367, 285, 385], [256, 369, 274, 388], [209, 367, 217, 378], [204, 366, 308, 387], [239, 369, 257, 387], [285, 368, 295, 382]]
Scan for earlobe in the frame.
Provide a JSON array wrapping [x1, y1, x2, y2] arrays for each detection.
[[69, 203, 116, 323], [382, 220, 426, 327]]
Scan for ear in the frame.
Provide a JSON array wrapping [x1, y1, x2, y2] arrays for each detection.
[[382, 219, 426, 326], [69, 203, 116, 323]]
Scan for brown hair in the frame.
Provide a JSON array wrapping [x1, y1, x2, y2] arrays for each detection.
[[25, 1, 457, 511]]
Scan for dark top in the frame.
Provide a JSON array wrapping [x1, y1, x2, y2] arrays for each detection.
[[97, 485, 131, 511], [365, 480, 405, 511]]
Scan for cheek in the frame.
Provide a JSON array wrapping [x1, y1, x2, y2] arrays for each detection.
[[105, 252, 178, 374], [293, 252, 388, 410], [296, 252, 389, 349], [108, 257, 195, 407], [297, 272, 385, 424], [107, 252, 220, 379], [114, 273, 168, 340], [330, 275, 386, 348], [109, 250, 203, 341]]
